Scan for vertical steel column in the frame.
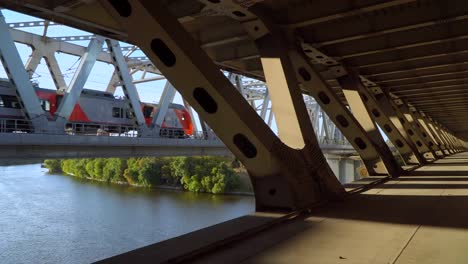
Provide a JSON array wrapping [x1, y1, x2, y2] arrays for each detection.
[[103, 1, 345, 210], [106, 39, 148, 132], [152, 80, 176, 128], [55, 36, 104, 122], [0, 11, 46, 129]]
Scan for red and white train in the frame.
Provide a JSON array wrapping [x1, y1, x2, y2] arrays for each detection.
[[0, 78, 194, 137]]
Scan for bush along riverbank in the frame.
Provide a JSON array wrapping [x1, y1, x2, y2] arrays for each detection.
[[44, 157, 253, 194]]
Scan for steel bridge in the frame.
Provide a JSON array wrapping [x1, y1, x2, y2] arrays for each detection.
[[1, 0, 468, 263], [0, 11, 354, 160]]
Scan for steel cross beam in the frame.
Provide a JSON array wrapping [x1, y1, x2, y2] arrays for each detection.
[[417, 111, 452, 155], [106, 39, 148, 132], [434, 119, 461, 152], [99, 0, 344, 210], [338, 74, 404, 172], [255, 28, 317, 149], [288, 49, 398, 176], [374, 92, 433, 162], [394, 99, 443, 158], [152, 80, 176, 129], [23, 33, 68, 91], [342, 76, 423, 165], [408, 106, 447, 156], [44, 53, 68, 91], [429, 118, 456, 154], [24, 49, 42, 79]]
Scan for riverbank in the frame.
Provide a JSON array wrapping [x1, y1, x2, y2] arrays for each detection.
[[44, 157, 254, 195], [60, 171, 254, 196], [0, 164, 255, 264]]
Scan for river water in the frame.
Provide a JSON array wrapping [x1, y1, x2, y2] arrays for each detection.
[[0, 164, 255, 263]]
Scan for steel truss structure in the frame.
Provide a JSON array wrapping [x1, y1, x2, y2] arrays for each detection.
[[0, 12, 348, 147], [0, 1, 466, 211]]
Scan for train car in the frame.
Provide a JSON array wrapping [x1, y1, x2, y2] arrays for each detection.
[[0, 79, 194, 137]]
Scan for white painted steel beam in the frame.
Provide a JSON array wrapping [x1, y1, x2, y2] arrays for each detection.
[[152, 81, 176, 128], [55, 36, 104, 121], [0, 11, 46, 127], [106, 39, 147, 130]]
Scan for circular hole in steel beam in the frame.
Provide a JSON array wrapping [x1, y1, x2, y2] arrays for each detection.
[[151, 38, 176, 67], [232, 11, 247, 17], [233, 133, 257, 159], [108, 0, 132, 17], [298, 67, 311, 81], [193, 87, 218, 114], [395, 140, 404, 148], [384, 124, 392, 133], [318, 91, 331, 105], [372, 109, 381, 117], [354, 137, 367, 150], [336, 115, 349, 128]]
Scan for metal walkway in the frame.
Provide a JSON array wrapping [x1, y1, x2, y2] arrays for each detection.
[[98, 152, 468, 264]]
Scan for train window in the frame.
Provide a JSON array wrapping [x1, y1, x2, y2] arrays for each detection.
[[112, 107, 122, 118], [40, 99, 50, 111], [143, 106, 153, 118], [126, 109, 134, 119], [0, 95, 20, 109]]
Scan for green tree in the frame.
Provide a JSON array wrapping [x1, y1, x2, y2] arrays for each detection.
[[44, 159, 62, 173], [85, 159, 95, 178], [103, 158, 125, 182], [187, 175, 203, 192]]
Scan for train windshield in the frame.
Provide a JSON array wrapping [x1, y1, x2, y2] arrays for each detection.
[[0, 95, 21, 109], [143, 106, 154, 118]]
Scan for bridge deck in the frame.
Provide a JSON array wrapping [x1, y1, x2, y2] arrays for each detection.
[[100, 152, 468, 264]]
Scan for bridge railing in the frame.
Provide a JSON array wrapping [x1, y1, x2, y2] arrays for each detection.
[[0, 118, 33, 133], [0, 118, 219, 140], [0, 118, 354, 148]]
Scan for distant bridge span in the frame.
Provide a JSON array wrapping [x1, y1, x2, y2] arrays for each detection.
[[0, 132, 356, 159]]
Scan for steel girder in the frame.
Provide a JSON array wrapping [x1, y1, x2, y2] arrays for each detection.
[[97, 0, 347, 210], [0, 11, 47, 130]]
